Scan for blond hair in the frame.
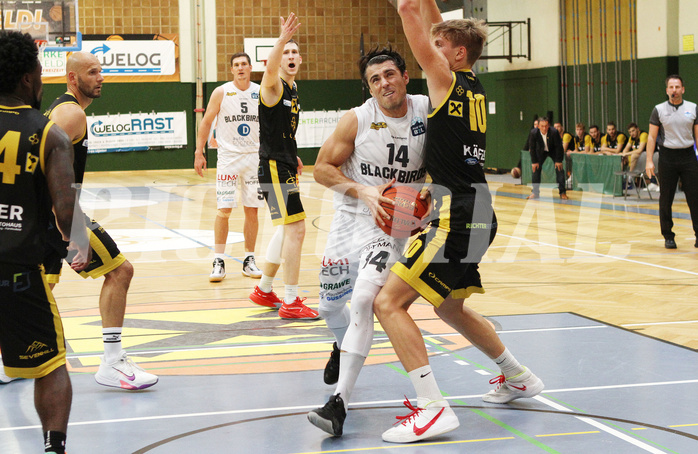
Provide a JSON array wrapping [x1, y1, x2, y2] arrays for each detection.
[[431, 18, 487, 66]]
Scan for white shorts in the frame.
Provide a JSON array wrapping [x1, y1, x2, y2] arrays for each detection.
[[320, 210, 407, 306], [216, 152, 264, 209]]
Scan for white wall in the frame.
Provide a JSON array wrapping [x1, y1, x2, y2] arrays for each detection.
[[678, 0, 698, 55], [487, 0, 560, 72]]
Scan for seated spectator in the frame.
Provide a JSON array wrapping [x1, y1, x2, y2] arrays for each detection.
[[599, 121, 627, 154], [554, 122, 573, 155], [589, 124, 602, 153], [565, 122, 592, 186], [621, 122, 659, 190]]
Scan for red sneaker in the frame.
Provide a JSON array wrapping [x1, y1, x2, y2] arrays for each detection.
[[279, 297, 320, 320], [249, 286, 283, 309]]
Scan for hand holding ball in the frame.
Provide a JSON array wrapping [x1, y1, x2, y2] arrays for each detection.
[[378, 186, 429, 238]]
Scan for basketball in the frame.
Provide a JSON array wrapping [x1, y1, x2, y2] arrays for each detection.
[[511, 167, 521, 178], [378, 186, 429, 238]]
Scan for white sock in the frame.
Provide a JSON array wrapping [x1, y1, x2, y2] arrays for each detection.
[[335, 352, 366, 411], [259, 275, 274, 293], [284, 284, 298, 304], [214, 253, 225, 260], [408, 365, 447, 408], [102, 328, 122, 363], [493, 348, 525, 379], [245, 252, 254, 259]]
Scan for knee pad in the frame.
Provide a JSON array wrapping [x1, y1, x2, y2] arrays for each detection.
[[265, 225, 284, 264], [341, 280, 381, 357]]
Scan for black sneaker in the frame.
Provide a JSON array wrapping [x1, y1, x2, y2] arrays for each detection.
[[307, 394, 346, 436], [324, 342, 340, 385], [665, 239, 677, 249]]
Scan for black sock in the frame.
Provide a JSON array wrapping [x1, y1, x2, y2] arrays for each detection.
[[44, 430, 66, 454]]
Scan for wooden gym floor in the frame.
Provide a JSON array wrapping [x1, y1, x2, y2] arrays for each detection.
[[1, 168, 697, 453]]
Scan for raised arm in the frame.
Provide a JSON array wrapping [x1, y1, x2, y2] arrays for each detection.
[[396, 0, 452, 106], [194, 86, 224, 176], [259, 13, 301, 105]]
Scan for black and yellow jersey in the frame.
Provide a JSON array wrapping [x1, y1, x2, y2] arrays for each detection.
[[426, 70, 487, 195], [44, 92, 87, 184], [258, 78, 300, 167], [0, 105, 53, 265], [628, 131, 648, 150], [574, 133, 592, 151]]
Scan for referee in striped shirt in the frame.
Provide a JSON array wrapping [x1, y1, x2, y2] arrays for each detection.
[[646, 75, 698, 249]]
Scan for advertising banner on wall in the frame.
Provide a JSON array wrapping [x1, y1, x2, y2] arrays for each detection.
[[296, 110, 348, 149], [86, 111, 187, 153], [81, 40, 176, 75]]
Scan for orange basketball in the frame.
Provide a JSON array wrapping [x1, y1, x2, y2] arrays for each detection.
[[378, 186, 429, 238]]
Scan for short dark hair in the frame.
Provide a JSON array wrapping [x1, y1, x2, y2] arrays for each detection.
[[0, 31, 39, 95], [230, 52, 251, 66], [538, 116, 550, 124], [358, 46, 407, 86], [286, 39, 300, 53], [606, 121, 616, 128], [627, 122, 639, 130], [590, 124, 599, 131], [666, 74, 683, 87]]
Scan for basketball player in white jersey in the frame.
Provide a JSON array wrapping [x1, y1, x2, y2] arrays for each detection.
[[307, 47, 429, 437], [195, 52, 264, 281]]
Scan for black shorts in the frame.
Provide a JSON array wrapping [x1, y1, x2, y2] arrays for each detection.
[[0, 264, 66, 378], [391, 195, 497, 307], [44, 215, 126, 283], [258, 158, 306, 226]]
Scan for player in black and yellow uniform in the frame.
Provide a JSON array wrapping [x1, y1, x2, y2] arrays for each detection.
[[600, 121, 627, 154], [0, 30, 90, 454], [373, 0, 543, 444], [43, 52, 158, 390], [572, 122, 592, 153], [248, 13, 319, 320], [589, 124, 603, 152]]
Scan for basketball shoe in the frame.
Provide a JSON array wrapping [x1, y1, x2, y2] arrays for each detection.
[[382, 398, 459, 443], [209, 258, 225, 282], [242, 256, 262, 278], [279, 297, 320, 320], [482, 367, 544, 403], [307, 393, 346, 436], [95, 350, 158, 390], [249, 286, 283, 309], [324, 342, 340, 385]]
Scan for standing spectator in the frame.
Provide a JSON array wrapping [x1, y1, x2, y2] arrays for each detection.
[[646, 75, 698, 249], [194, 52, 264, 282], [528, 117, 567, 200], [599, 121, 627, 154]]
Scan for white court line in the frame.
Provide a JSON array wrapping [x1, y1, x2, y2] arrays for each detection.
[[622, 320, 698, 327], [534, 395, 668, 453], [3, 379, 698, 433], [499, 233, 698, 277], [60, 325, 607, 360]]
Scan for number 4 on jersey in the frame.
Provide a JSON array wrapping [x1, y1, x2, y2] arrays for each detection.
[[0, 131, 21, 184]]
